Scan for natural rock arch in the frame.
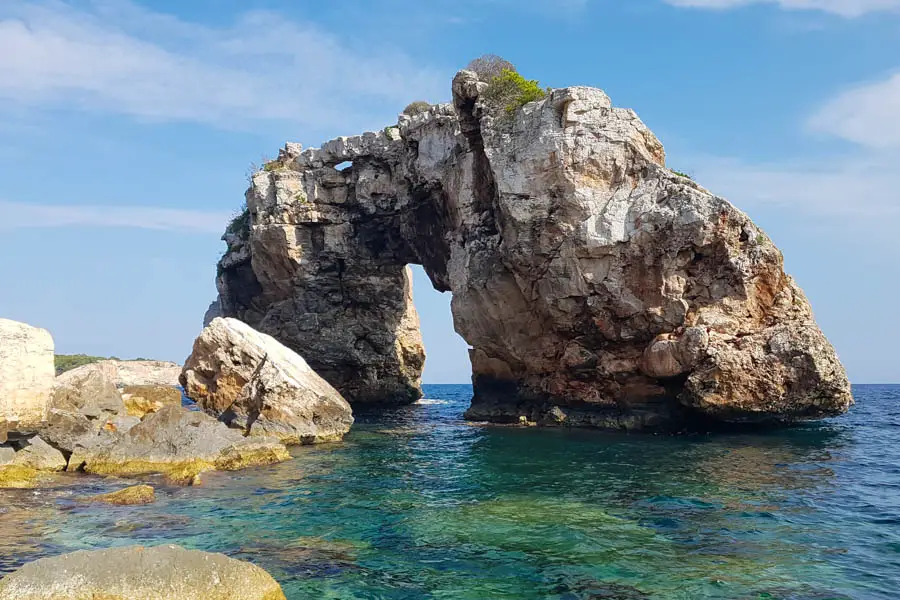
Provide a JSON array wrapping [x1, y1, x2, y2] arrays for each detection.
[[211, 70, 851, 429]]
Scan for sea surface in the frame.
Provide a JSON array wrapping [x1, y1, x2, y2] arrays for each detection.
[[1, 384, 899, 599]]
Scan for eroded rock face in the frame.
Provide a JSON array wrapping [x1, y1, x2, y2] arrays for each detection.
[[213, 70, 851, 428], [181, 317, 353, 444], [0, 545, 287, 600], [0, 319, 55, 429]]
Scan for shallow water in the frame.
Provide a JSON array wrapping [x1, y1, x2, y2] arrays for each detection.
[[1, 384, 899, 599]]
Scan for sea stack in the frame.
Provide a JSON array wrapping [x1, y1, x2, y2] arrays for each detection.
[[209, 70, 851, 430]]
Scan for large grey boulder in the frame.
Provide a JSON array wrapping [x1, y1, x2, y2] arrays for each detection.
[[69, 404, 290, 484], [11, 435, 66, 471], [52, 368, 125, 419], [0, 545, 287, 600], [0, 318, 55, 429], [211, 68, 851, 429], [181, 317, 353, 445]]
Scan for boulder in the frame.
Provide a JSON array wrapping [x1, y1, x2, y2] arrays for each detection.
[[69, 404, 290, 484], [51, 368, 124, 418], [11, 435, 66, 471], [0, 319, 55, 429], [0, 545, 287, 600], [211, 69, 851, 429], [87, 484, 156, 505], [58, 359, 181, 388], [181, 317, 354, 445], [0, 446, 16, 465], [122, 385, 183, 418]]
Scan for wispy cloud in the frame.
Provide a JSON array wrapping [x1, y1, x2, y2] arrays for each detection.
[[808, 72, 900, 148], [0, 201, 231, 233], [662, 0, 900, 17], [0, 0, 446, 132]]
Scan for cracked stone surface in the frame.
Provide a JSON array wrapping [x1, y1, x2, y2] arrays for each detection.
[[210, 69, 852, 428]]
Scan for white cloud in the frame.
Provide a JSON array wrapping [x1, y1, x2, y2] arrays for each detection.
[[0, 1, 446, 132], [0, 201, 231, 233], [807, 72, 900, 148], [684, 151, 900, 250], [663, 0, 900, 16]]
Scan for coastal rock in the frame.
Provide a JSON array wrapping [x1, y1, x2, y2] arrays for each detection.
[[70, 404, 290, 484], [0, 319, 55, 429], [58, 359, 182, 388], [122, 385, 183, 418], [52, 368, 125, 419], [0, 545, 287, 600], [181, 317, 353, 444], [212, 70, 851, 429], [88, 484, 156, 505], [11, 436, 66, 471]]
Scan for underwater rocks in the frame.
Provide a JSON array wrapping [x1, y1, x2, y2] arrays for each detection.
[[87, 484, 156, 505], [181, 317, 353, 444], [69, 404, 290, 485], [212, 68, 850, 429], [0, 544, 287, 600], [0, 318, 55, 430]]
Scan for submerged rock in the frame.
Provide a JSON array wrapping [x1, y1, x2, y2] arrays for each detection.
[[87, 484, 156, 505], [0, 544, 287, 600], [211, 69, 851, 429], [181, 317, 353, 444], [0, 318, 55, 429], [70, 404, 290, 484]]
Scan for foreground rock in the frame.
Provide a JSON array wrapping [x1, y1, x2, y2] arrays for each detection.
[[181, 317, 353, 444], [58, 359, 181, 388], [0, 319, 55, 429], [87, 484, 156, 505], [0, 545, 287, 600], [212, 69, 851, 429], [69, 404, 290, 484]]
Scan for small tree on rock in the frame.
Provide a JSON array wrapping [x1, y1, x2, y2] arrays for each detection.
[[466, 54, 516, 83]]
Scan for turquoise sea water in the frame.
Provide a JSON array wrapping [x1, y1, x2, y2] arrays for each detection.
[[1, 384, 899, 599]]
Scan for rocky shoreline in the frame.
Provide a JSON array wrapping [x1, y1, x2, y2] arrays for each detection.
[[0, 66, 854, 595]]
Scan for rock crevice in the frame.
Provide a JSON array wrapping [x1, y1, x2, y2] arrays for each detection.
[[212, 70, 851, 428]]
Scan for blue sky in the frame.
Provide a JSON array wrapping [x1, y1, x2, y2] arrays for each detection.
[[0, 0, 897, 383]]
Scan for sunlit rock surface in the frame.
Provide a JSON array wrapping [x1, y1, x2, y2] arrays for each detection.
[[211, 70, 851, 428]]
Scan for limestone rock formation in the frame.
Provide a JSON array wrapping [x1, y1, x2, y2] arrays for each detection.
[[212, 70, 851, 429], [59, 359, 181, 388], [181, 317, 353, 444], [9, 436, 67, 471], [0, 318, 55, 429], [68, 404, 290, 484], [122, 385, 183, 418], [0, 545, 287, 600]]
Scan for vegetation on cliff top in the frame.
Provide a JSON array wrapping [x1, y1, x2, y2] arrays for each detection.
[[402, 101, 431, 116], [226, 204, 251, 241], [467, 54, 547, 116], [55, 354, 152, 375]]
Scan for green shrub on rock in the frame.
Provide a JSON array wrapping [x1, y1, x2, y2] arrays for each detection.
[[483, 68, 547, 115], [402, 101, 431, 116], [226, 205, 251, 240]]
